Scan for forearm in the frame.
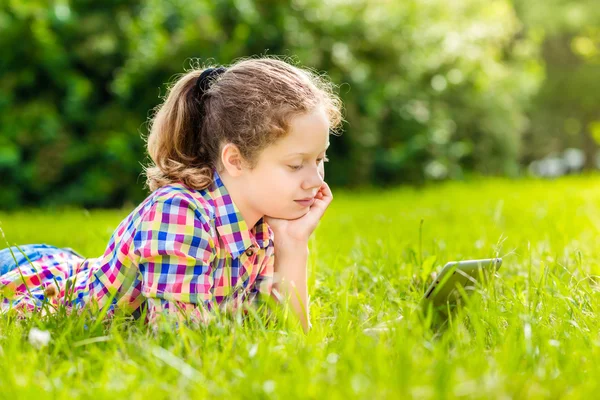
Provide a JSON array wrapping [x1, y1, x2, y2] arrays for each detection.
[[272, 243, 310, 332]]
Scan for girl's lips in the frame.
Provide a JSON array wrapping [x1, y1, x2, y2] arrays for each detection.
[[294, 198, 315, 207]]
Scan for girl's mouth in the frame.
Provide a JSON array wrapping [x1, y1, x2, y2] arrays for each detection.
[[294, 198, 315, 207]]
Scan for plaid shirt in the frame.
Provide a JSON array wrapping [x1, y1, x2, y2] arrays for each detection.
[[0, 170, 275, 323]]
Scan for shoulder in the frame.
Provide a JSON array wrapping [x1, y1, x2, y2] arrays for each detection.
[[133, 184, 218, 258], [145, 183, 216, 227], [130, 183, 223, 252], [101, 182, 219, 262]]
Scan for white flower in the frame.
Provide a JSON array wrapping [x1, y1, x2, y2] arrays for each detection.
[[28, 328, 51, 349]]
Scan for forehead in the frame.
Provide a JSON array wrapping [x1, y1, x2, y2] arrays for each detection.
[[270, 108, 331, 153]]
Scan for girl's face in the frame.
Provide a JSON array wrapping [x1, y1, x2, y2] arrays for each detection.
[[243, 106, 331, 221]]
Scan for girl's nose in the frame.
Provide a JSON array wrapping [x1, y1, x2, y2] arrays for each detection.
[[304, 165, 324, 190]]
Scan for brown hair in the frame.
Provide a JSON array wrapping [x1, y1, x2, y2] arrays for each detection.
[[144, 57, 343, 192]]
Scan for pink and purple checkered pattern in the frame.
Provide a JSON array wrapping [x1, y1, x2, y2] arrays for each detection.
[[0, 170, 275, 323]]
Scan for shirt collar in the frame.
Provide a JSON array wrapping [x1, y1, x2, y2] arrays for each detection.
[[208, 169, 273, 258]]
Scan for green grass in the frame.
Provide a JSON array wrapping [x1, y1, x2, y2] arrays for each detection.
[[2, 175, 600, 398]]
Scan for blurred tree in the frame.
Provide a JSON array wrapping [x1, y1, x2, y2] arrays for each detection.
[[515, 0, 600, 167], [0, 0, 553, 208], [115, 0, 542, 184], [0, 0, 147, 208]]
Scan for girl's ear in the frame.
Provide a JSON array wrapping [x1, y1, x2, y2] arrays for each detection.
[[220, 143, 247, 177]]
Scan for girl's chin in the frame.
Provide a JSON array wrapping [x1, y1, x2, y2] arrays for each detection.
[[268, 208, 309, 221], [294, 208, 311, 219]]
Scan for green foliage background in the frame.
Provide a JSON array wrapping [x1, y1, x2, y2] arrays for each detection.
[[0, 0, 598, 208]]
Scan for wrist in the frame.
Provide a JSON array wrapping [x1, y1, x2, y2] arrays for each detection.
[[273, 240, 309, 256], [274, 243, 308, 258]]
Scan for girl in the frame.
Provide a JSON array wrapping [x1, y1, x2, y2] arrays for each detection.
[[0, 58, 343, 332]]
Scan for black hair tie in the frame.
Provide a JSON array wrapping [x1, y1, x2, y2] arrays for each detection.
[[196, 67, 227, 96]]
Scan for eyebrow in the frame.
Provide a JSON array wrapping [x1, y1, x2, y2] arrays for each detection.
[[287, 143, 330, 157]]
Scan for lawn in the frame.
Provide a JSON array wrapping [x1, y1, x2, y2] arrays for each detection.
[[1, 176, 600, 398]]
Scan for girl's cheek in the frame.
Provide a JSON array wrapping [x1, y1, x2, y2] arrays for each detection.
[[318, 162, 325, 180]]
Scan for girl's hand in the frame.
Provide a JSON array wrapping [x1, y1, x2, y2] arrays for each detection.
[[265, 182, 333, 247]]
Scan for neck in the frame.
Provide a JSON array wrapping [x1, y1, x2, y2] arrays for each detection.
[[218, 170, 262, 229]]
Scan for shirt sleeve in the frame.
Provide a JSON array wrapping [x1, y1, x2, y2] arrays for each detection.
[[133, 194, 216, 324]]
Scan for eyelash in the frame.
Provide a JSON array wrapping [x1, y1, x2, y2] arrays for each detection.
[[289, 156, 329, 171]]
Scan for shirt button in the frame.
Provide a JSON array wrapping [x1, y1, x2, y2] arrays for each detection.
[[245, 247, 255, 257]]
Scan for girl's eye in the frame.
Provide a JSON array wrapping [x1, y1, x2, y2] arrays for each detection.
[[289, 155, 328, 171]]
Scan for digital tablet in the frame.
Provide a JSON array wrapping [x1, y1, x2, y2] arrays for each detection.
[[421, 258, 502, 310]]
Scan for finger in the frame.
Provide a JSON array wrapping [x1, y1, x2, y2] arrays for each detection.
[[302, 203, 330, 234], [309, 185, 333, 216], [317, 182, 333, 202], [314, 183, 326, 201]]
